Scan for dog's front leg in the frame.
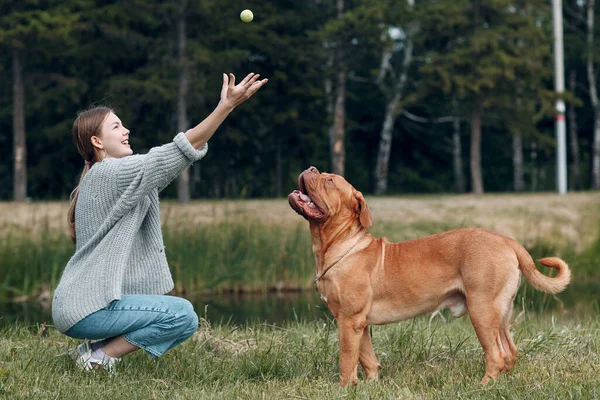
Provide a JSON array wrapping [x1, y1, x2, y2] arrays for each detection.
[[359, 326, 381, 380], [337, 316, 367, 386]]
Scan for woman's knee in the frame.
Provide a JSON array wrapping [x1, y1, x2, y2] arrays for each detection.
[[170, 298, 198, 334], [184, 309, 199, 337]]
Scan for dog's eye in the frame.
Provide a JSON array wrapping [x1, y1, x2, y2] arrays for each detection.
[[327, 177, 334, 184]]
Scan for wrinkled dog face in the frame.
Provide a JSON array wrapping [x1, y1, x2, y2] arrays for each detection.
[[288, 166, 373, 228]]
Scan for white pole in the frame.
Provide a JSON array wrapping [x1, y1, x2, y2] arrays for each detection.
[[553, 0, 568, 194]]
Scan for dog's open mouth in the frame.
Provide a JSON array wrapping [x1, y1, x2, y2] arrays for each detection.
[[288, 174, 325, 220]]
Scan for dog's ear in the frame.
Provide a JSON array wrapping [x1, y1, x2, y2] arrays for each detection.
[[354, 190, 373, 228]]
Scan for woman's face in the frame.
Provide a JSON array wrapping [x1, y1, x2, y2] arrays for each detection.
[[92, 112, 132, 159]]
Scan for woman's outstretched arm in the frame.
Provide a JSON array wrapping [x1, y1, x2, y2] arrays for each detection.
[[185, 72, 268, 149]]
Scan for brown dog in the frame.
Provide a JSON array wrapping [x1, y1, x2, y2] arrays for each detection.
[[288, 166, 571, 386]]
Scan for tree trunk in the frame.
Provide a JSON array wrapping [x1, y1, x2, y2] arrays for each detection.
[[329, 0, 346, 176], [12, 47, 26, 202], [568, 70, 581, 190], [176, 0, 191, 203], [374, 0, 415, 194], [374, 94, 400, 194], [512, 133, 524, 192], [451, 96, 465, 193], [470, 0, 483, 194], [512, 91, 525, 192], [593, 116, 600, 189], [191, 163, 201, 198], [324, 52, 334, 169], [452, 116, 465, 193], [331, 67, 346, 176], [470, 96, 483, 194], [587, 0, 600, 189], [530, 141, 538, 191], [276, 141, 282, 197]]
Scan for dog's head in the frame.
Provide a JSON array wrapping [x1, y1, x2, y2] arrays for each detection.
[[288, 166, 372, 228]]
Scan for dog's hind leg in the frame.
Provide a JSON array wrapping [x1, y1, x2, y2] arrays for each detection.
[[499, 303, 518, 372], [359, 326, 381, 380], [498, 272, 520, 373], [467, 297, 507, 384]]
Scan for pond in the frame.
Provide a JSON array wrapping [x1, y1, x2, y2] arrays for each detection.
[[0, 290, 327, 329], [0, 283, 598, 330]]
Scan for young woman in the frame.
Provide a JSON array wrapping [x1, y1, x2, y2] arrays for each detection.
[[52, 72, 268, 371]]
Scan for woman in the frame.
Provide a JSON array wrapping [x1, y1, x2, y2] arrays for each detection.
[[52, 72, 268, 371]]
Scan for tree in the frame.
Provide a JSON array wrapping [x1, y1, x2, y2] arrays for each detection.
[[323, 0, 348, 176], [451, 98, 466, 193], [568, 70, 582, 190], [564, 0, 587, 190], [12, 41, 25, 201], [181, 0, 329, 198], [420, 0, 553, 194], [0, 0, 590, 199], [372, 0, 416, 195], [587, 0, 600, 189], [176, 0, 191, 203], [0, 0, 80, 201]]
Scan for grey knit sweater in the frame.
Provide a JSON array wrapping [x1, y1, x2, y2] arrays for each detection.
[[52, 132, 208, 333]]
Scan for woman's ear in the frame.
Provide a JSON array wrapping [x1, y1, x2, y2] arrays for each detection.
[[90, 136, 103, 150], [354, 189, 373, 228]]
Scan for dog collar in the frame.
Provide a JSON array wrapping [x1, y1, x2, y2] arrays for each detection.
[[314, 230, 367, 284]]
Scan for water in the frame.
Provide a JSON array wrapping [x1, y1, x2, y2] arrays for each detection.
[[1, 284, 597, 330], [0, 290, 329, 329], [192, 291, 330, 325]]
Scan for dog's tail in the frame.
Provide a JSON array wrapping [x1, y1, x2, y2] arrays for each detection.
[[509, 240, 571, 294]]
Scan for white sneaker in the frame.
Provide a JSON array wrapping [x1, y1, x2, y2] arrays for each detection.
[[67, 341, 118, 373]]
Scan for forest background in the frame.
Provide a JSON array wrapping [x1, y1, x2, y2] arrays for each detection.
[[2, 0, 600, 201]]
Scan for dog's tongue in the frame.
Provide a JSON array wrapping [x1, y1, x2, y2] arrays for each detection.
[[299, 192, 312, 203]]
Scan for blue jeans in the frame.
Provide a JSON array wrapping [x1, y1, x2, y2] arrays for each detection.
[[66, 295, 198, 358]]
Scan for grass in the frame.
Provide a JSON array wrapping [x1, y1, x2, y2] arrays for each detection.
[[1, 195, 599, 398], [0, 313, 598, 399], [1, 192, 600, 300]]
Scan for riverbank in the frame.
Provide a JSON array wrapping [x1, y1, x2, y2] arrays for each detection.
[[1, 192, 600, 301]]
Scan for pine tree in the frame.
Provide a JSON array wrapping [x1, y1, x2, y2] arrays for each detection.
[[0, 0, 81, 200], [419, 0, 553, 193]]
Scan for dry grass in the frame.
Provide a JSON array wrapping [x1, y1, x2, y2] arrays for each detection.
[[3, 191, 599, 249], [193, 316, 256, 356], [0, 202, 70, 235], [370, 192, 600, 250]]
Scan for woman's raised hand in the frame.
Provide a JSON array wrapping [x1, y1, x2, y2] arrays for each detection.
[[219, 73, 268, 110]]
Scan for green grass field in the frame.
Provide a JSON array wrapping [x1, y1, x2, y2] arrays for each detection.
[[1, 194, 599, 398], [0, 314, 598, 399]]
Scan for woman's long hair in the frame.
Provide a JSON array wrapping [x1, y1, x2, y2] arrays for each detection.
[[68, 106, 112, 244]]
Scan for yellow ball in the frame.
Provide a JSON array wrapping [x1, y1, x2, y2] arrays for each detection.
[[240, 9, 253, 23]]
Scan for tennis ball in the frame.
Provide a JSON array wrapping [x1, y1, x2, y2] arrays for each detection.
[[240, 9, 253, 23]]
